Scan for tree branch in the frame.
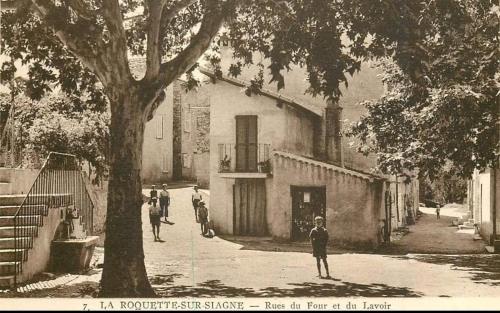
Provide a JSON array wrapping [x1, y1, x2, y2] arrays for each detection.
[[161, 0, 199, 27], [158, 0, 226, 87], [100, 0, 133, 84], [144, 0, 167, 82], [67, 0, 94, 20], [30, 0, 104, 76]]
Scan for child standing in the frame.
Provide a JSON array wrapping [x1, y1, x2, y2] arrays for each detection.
[[159, 184, 171, 223], [192, 186, 202, 222], [148, 197, 161, 241], [436, 204, 441, 220], [197, 201, 209, 236], [309, 216, 330, 278]]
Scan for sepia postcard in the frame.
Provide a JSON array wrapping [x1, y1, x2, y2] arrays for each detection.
[[0, 0, 498, 310]]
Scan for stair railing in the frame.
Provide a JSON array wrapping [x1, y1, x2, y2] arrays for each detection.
[[13, 152, 94, 288]]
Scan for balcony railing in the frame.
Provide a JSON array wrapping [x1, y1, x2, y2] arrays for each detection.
[[218, 143, 271, 174]]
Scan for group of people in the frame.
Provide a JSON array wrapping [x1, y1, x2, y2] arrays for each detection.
[[147, 183, 329, 278], [147, 185, 211, 242], [148, 184, 171, 241]]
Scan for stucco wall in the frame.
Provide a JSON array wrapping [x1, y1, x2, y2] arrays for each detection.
[[0, 168, 39, 195], [193, 152, 210, 188], [21, 206, 64, 283], [470, 169, 500, 242], [141, 86, 174, 184], [208, 79, 317, 235], [219, 46, 383, 172], [270, 153, 383, 248], [180, 87, 211, 183]]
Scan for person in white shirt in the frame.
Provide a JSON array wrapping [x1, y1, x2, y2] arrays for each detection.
[[148, 198, 161, 241], [159, 184, 171, 223], [192, 186, 203, 223]]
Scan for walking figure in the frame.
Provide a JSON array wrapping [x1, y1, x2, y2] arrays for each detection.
[[148, 197, 161, 241], [192, 186, 202, 223], [159, 184, 171, 223], [436, 204, 441, 220], [309, 216, 330, 278], [197, 201, 209, 236]]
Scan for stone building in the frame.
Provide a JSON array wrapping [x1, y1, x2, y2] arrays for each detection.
[[140, 51, 419, 247], [468, 168, 500, 247], [196, 56, 419, 248], [139, 60, 210, 188]]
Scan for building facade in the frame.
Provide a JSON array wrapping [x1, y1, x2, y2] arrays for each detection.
[[140, 53, 419, 247], [199, 64, 418, 248], [468, 168, 500, 245]]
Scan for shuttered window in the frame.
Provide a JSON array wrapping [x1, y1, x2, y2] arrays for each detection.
[[155, 115, 164, 139], [235, 115, 258, 172]]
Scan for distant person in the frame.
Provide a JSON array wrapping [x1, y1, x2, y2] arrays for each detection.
[[150, 185, 158, 201], [309, 216, 330, 279], [148, 198, 161, 241], [159, 184, 171, 223], [192, 186, 203, 222], [197, 201, 209, 236], [436, 204, 441, 220]]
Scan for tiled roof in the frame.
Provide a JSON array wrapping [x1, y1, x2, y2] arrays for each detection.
[[272, 150, 386, 182]]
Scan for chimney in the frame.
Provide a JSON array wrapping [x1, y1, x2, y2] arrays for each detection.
[[325, 100, 344, 167]]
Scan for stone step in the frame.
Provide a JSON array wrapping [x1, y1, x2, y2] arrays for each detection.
[[0, 249, 26, 262], [0, 194, 73, 207], [0, 215, 42, 227], [0, 205, 47, 216], [0, 183, 12, 195], [0, 195, 25, 206], [0, 275, 15, 288], [0, 261, 20, 275], [0, 237, 32, 249], [0, 226, 38, 237]]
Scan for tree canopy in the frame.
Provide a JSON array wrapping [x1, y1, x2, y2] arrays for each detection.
[[348, 1, 499, 180], [0, 91, 109, 178]]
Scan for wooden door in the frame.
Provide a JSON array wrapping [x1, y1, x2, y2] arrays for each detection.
[[291, 186, 326, 241], [233, 179, 267, 235]]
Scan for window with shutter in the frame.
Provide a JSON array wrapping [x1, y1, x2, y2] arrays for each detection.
[[235, 115, 258, 172], [155, 115, 164, 139]]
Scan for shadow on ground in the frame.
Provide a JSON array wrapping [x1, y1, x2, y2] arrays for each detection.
[[391, 254, 500, 287], [153, 277, 423, 298], [219, 236, 377, 255]]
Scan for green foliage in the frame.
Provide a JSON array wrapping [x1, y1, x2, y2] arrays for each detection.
[[420, 174, 467, 204], [348, 1, 499, 180], [1, 0, 471, 103], [1, 1, 496, 180], [10, 93, 109, 177]]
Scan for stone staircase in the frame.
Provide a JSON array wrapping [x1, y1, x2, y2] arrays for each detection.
[[0, 168, 74, 289], [0, 193, 34, 288]]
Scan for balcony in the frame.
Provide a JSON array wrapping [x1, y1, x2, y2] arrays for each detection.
[[218, 143, 272, 178]]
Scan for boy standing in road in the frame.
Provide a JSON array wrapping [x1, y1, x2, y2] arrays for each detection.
[[197, 201, 209, 236], [159, 184, 171, 223], [192, 186, 202, 223], [309, 216, 330, 279], [148, 197, 161, 241], [436, 204, 441, 220]]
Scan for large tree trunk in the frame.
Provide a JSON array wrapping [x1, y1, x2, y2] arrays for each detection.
[[99, 90, 154, 297]]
